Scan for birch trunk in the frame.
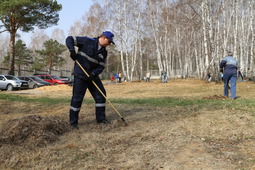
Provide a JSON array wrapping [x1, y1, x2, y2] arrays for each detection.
[[249, 0, 254, 76], [116, 1, 126, 80], [239, 1, 245, 73], [148, 0, 163, 73], [130, 0, 141, 81], [123, 2, 130, 81], [234, 0, 239, 66], [202, 0, 209, 73], [139, 38, 143, 80]]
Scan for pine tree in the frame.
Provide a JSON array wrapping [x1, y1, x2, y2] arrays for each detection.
[[36, 39, 66, 74], [0, 0, 62, 75]]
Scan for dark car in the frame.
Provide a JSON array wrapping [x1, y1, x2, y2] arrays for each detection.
[[35, 74, 70, 85], [18, 76, 50, 88], [0, 75, 29, 91]]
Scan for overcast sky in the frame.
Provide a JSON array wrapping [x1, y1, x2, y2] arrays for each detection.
[[16, 0, 93, 44]]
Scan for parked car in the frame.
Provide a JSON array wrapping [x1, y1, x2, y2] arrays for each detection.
[[18, 76, 50, 88], [35, 74, 70, 85], [29, 76, 51, 86], [0, 75, 29, 91], [60, 76, 74, 86]]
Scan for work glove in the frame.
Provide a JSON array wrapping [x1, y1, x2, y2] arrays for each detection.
[[70, 50, 77, 61], [87, 72, 96, 81], [220, 68, 223, 72]]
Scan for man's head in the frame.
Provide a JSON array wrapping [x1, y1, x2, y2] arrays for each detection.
[[227, 51, 233, 56], [99, 31, 115, 47]]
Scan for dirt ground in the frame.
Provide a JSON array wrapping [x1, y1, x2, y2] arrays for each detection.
[[0, 78, 255, 169]]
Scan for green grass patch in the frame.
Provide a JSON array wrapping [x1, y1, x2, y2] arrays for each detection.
[[112, 97, 255, 112], [0, 93, 69, 104], [1, 94, 255, 113], [112, 97, 222, 107]]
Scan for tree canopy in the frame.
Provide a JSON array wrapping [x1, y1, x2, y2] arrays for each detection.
[[3, 39, 33, 75], [36, 39, 66, 74], [0, 0, 62, 75], [0, 0, 62, 32]]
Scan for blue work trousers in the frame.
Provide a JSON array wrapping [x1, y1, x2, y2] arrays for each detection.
[[223, 73, 237, 99], [69, 76, 106, 125]]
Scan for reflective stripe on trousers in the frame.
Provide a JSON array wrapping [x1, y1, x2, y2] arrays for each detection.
[[95, 103, 105, 107], [70, 106, 80, 112]]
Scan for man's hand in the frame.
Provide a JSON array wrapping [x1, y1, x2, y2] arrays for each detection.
[[70, 50, 77, 61], [87, 72, 96, 81], [220, 68, 223, 72]]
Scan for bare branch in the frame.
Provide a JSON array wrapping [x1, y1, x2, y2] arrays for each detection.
[[0, 29, 8, 34]]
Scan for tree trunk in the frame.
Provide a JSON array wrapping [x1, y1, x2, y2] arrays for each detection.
[[148, 0, 163, 74], [123, 2, 130, 81], [116, 1, 126, 80], [249, 0, 254, 76], [8, 32, 16, 75], [234, 0, 239, 67], [202, 0, 209, 79], [139, 38, 143, 80]]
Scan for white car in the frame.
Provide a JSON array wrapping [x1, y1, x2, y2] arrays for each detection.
[[0, 75, 29, 91]]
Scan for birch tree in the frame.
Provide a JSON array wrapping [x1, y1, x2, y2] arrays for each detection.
[[66, 0, 255, 81], [147, 0, 164, 74], [51, 28, 65, 45], [248, 0, 254, 76]]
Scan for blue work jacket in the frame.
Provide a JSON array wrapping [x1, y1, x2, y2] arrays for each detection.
[[66, 36, 107, 79], [220, 56, 238, 75]]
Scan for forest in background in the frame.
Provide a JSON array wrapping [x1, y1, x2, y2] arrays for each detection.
[[0, 0, 255, 81]]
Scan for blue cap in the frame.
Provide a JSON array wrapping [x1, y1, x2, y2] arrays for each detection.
[[102, 31, 115, 44]]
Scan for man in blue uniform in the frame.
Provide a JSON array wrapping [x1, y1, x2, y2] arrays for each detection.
[[220, 51, 238, 100], [66, 31, 115, 129]]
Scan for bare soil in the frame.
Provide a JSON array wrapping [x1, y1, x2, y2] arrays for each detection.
[[0, 79, 255, 169]]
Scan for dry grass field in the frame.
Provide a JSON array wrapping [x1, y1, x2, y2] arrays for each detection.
[[0, 78, 255, 169]]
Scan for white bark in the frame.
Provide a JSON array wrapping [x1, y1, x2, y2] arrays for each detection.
[[148, 0, 163, 73], [202, 0, 209, 70], [65, 1, 255, 80], [249, 0, 254, 75]]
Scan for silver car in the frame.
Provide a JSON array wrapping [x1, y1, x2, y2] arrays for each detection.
[[0, 75, 29, 91], [18, 76, 50, 88]]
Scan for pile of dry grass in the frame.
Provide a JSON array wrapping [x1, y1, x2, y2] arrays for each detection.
[[0, 115, 70, 147], [37, 84, 72, 92]]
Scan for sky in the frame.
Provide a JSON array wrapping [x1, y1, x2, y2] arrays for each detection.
[[15, 0, 94, 44]]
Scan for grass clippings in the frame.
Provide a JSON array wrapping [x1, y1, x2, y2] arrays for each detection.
[[0, 115, 70, 148]]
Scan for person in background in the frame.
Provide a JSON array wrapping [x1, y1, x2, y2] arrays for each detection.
[[161, 70, 167, 83], [220, 51, 238, 100], [207, 72, 212, 82], [146, 72, 151, 82], [118, 72, 122, 83], [65, 31, 115, 129], [114, 73, 119, 83], [110, 75, 115, 82]]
